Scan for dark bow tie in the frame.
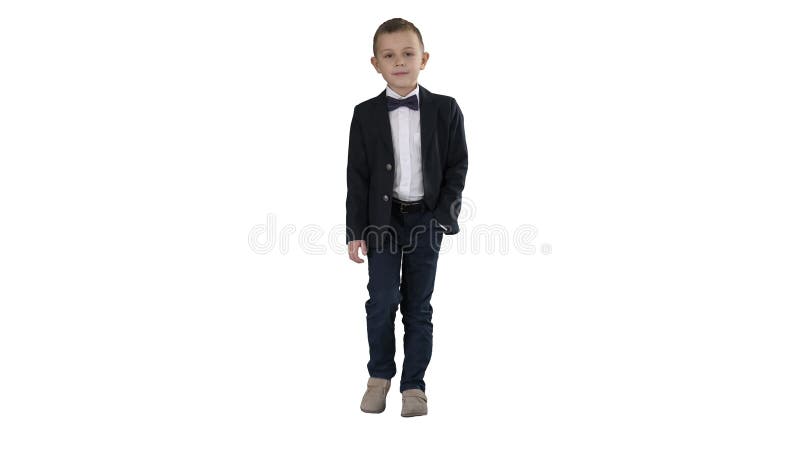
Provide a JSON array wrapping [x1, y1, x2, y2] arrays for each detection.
[[387, 94, 419, 111]]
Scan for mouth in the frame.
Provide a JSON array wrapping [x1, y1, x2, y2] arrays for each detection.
[[393, 71, 409, 76]]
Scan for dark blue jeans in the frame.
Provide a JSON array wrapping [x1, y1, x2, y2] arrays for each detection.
[[365, 201, 443, 393]]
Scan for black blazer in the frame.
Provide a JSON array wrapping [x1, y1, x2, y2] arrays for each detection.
[[346, 84, 468, 246]]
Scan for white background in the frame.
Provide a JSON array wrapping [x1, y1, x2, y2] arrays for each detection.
[[1, 1, 798, 448]]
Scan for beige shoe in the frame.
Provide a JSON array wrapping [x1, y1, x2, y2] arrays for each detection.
[[360, 377, 391, 413], [401, 388, 428, 417]]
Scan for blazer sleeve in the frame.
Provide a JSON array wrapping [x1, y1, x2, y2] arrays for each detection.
[[345, 105, 370, 243], [434, 99, 469, 234]]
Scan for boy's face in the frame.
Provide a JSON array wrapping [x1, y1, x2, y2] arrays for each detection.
[[371, 30, 429, 96]]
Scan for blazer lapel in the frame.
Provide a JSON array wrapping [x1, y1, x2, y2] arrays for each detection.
[[418, 85, 437, 197], [376, 89, 394, 162]]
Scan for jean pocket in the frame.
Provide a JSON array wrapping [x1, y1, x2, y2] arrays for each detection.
[[430, 213, 445, 233]]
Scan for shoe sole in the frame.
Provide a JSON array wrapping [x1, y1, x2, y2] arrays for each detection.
[[360, 406, 386, 413]]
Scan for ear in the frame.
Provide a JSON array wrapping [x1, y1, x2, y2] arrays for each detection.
[[420, 52, 430, 69]]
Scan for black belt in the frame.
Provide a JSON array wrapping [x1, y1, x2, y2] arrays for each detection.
[[392, 197, 426, 214]]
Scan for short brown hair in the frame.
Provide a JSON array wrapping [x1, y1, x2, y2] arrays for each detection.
[[373, 18, 425, 58]]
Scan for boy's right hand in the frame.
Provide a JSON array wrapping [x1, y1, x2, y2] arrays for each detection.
[[348, 240, 368, 263]]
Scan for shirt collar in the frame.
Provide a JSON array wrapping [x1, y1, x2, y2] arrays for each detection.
[[386, 83, 419, 100]]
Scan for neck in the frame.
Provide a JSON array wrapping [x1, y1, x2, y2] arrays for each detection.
[[389, 82, 418, 98]]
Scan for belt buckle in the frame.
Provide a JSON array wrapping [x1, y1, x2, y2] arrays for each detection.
[[399, 202, 408, 214]]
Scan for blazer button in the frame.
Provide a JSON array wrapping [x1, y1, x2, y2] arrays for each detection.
[[386, 163, 392, 171], [382, 195, 389, 202]]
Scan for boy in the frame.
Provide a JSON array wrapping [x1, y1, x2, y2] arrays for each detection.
[[346, 18, 468, 417]]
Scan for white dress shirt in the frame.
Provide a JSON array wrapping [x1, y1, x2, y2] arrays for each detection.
[[386, 84, 424, 202]]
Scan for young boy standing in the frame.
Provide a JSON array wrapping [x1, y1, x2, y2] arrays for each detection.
[[346, 18, 468, 417]]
